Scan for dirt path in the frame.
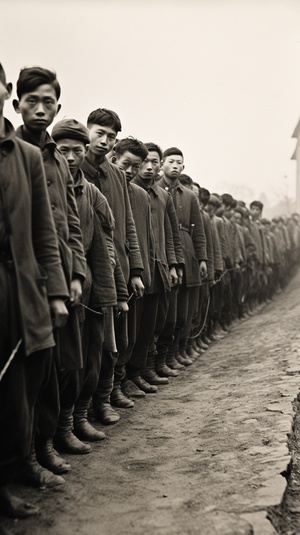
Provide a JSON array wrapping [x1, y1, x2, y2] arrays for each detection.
[[3, 271, 300, 535]]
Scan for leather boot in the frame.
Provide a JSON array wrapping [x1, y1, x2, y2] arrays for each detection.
[[166, 348, 184, 370], [93, 402, 120, 425], [176, 349, 193, 366], [155, 353, 179, 377], [110, 385, 134, 408], [54, 407, 92, 454], [197, 338, 209, 350], [186, 339, 200, 359], [73, 396, 106, 442], [19, 442, 65, 488], [121, 378, 146, 398], [93, 378, 120, 424], [141, 353, 169, 385], [36, 439, 71, 474], [130, 375, 158, 393]]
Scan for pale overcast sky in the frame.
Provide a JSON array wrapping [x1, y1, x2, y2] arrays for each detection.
[[2, 0, 300, 207]]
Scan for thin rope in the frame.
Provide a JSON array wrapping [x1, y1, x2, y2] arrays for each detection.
[[0, 338, 22, 382]]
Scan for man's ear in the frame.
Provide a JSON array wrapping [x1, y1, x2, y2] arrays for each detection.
[[6, 83, 12, 98], [13, 99, 20, 113], [56, 103, 61, 116], [182, 164, 185, 171]]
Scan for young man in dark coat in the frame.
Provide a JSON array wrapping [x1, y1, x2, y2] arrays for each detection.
[[13, 67, 86, 481], [52, 118, 118, 444], [0, 64, 68, 520], [112, 137, 157, 400], [130, 142, 183, 388], [82, 108, 144, 424], [158, 148, 207, 367]]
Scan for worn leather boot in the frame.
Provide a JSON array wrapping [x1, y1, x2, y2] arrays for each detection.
[[121, 378, 146, 398], [130, 375, 158, 393], [19, 442, 65, 488], [73, 396, 106, 442], [197, 338, 209, 350], [176, 349, 193, 366], [94, 402, 120, 425], [141, 354, 169, 385], [93, 377, 120, 424], [36, 439, 71, 474], [110, 385, 134, 408], [155, 353, 179, 377], [54, 407, 92, 454], [186, 339, 200, 359], [166, 348, 184, 370]]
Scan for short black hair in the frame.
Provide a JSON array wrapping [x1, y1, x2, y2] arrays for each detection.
[[145, 142, 163, 161], [87, 108, 122, 134], [16, 66, 61, 100], [179, 174, 193, 187], [250, 200, 263, 211], [162, 147, 184, 159], [114, 137, 148, 161], [221, 193, 234, 208], [200, 188, 210, 206]]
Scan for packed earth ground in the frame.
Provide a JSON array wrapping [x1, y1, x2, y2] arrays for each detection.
[[2, 270, 300, 535]]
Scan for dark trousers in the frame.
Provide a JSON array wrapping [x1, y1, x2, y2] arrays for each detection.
[[126, 293, 160, 375], [77, 310, 104, 398], [0, 258, 54, 482], [156, 288, 178, 358]]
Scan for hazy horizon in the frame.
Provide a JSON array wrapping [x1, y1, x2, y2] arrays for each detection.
[[2, 0, 300, 210]]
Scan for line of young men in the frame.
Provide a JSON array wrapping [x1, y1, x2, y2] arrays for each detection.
[[0, 63, 299, 531]]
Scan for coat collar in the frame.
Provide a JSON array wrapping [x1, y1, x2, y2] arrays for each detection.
[[0, 118, 15, 152], [157, 175, 184, 193], [84, 155, 109, 177], [132, 175, 158, 197]]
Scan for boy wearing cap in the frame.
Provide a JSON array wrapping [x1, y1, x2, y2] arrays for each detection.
[[52, 118, 118, 442], [0, 63, 68, 520], [82, 108, 144, 424], [13, 67, 86, 481]]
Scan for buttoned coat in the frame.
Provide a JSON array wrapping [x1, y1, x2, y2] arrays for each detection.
[[132, 176, 178, 293], [74, 171, 117, 310], [16, 127, 86, 288], [128, 182, 153, 293], [0, 121, 69, 356], [157, 177, 207, 288], [82, 157, 143, 284]]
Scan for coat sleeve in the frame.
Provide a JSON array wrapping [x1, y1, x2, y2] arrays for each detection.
[[30, 148, 69, 299], [114, 248, 129, 301], [166, 195, 184, 266], [165, 210, 177, 267], [64, 160, 86, 281], [203, 211, 214, 282], [122, 173, 144, 275], [190, 193, 207, 261], [87, 214, 117, 308]]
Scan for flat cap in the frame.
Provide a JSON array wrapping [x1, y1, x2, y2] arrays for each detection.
[[52, 118, 90, 145]]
